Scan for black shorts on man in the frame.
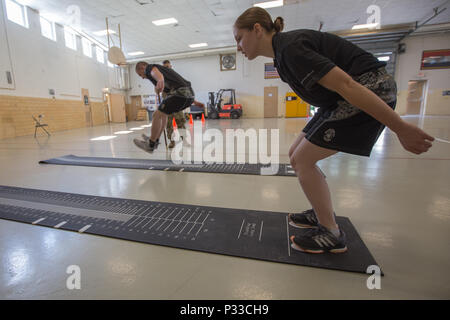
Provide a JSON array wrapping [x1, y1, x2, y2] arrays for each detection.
[[158, 86, 195, 115]]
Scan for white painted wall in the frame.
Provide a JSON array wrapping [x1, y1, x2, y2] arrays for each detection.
[[395, 33, 450, 91], [395, 32, 450, 115], [0, 3, 114, 101]]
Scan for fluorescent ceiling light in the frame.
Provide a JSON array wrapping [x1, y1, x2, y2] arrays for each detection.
[[114, 131, 133, 134], [253, 0, 283, 9], [90, 136, 117, 141], [189, 43, 208, 48], [152, 18, 178, 26], [352, 23, 379, 30], [93, 30, 116, 36], [377, 56, 390, 62], [128, 51, 145, 56]]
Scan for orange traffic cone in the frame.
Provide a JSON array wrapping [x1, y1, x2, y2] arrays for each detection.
[[189, 114, 193, 125], [201, 113, 205, 123], [172, 117, 177, 129]]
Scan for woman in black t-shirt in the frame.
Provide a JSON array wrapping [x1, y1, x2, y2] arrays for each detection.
[[233, 7, 435, 254]]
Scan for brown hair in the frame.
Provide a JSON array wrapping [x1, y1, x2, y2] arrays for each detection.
[[135, 61, 148, 72], [234, 7, 284, 33]]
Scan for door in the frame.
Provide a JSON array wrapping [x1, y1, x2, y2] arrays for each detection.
[[264, 86, 278, 118], [285, 92, 309, 118], [110, 94, 126, 123], [406, 80, 426, 115], [81, 88, 92, 126], [129, 96, 142, 121]]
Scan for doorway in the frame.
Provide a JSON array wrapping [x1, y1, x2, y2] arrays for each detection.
[[264, 86, 278, 118], [81, 88, 92, 127], [129, 96, 143, 121], [406, 80, 428, 116]]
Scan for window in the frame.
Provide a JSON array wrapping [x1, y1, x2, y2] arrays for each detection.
[[107, 61, 115, 68], [5, 0, 28, 28], [96, 46, 104, 63], [64, 27, 77, 50], [82, 38, 92, 57], [40, 16, 56, 41]]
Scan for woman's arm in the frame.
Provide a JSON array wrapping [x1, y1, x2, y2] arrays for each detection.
[[318, 66, 434, 154], [151, 67, 165, 94]]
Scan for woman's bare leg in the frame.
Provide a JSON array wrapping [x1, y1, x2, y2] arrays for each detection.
[[290, 139, 338, 230]]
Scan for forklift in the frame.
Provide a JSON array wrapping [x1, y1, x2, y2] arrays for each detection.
[[207, 89, 243, 119]]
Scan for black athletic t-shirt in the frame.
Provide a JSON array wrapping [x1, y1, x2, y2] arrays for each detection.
[[145, 64, 191, 93], [272, 29, 386, 108]]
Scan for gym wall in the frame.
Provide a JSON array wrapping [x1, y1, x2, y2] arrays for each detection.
[[394, 32, 450, 116], [0, 3, 112, 139]]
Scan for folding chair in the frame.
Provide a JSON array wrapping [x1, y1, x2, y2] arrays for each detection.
[[32, 115, 50, 138]]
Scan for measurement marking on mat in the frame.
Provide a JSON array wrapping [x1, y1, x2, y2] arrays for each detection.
[[140, 208, 163, 228], [237, 219, 245, 239], [187, 212, 203, 234], [79, 225, 91, 233], [179, 211, 196, 234], [163, 209, 183, 232], [195, 213, 210, 237], [32, 218, 45, 225], [172, 209, 189, 233], [54, 221, 67, 229], [259, 220, 264, 242], [148, 208, 170, 230], [286, 216, 291, 256]]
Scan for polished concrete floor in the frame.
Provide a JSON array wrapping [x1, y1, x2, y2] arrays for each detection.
[[0, 116, 449, 299]]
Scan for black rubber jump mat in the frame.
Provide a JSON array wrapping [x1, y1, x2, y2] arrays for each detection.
[[39, 155, 296, 176], [0, 185, 382, 275]]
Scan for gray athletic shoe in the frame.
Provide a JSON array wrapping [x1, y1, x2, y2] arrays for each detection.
[[133, 138, 155, 153], [141, 134, 160, 148]]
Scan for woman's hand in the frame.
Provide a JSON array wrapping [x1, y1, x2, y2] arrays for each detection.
[[395, 121, 434, 154]]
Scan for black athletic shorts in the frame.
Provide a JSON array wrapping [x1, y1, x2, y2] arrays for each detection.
[[303, 67, 397, 157], [158, 86, 195, 115]]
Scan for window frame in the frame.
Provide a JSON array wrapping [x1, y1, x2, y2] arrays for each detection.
[[82, 37, 93, 58], [39, 15, 56, 41], [64, 27, 77, 50], [5, 0, 29, 28]]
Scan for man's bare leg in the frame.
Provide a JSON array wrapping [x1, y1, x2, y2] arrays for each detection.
[[150, 110, 168, 142]]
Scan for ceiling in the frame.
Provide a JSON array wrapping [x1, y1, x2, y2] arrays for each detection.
[[16, 0, 450, 59]]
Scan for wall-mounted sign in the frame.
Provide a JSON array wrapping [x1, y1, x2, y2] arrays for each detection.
[[421, 49, 450, 70], [142, 94, 157, 111]]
